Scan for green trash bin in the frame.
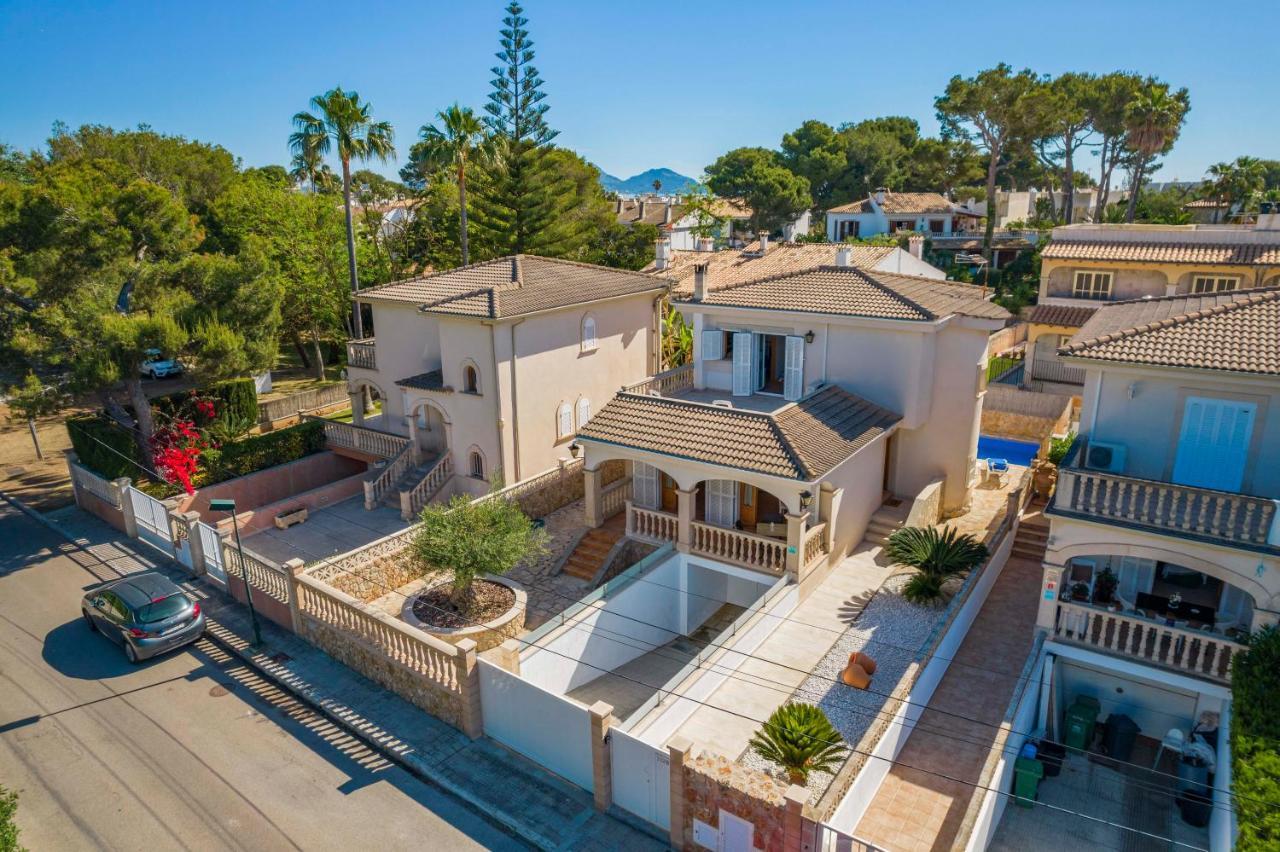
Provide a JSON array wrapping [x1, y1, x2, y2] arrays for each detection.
[[1064, 695, 1101, 752], [1013, 756, 1044, 808]]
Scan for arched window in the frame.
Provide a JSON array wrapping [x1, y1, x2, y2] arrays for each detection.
[[576, 397, 591, 428], [462, 363, 479, 394], [556, 402, 574, 440], [581, 314, 598, 352], [468, 448, 486, 480]]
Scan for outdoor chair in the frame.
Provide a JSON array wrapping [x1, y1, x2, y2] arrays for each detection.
[[1153, 727, 1185, 769], [984, 458, 1009, 487]]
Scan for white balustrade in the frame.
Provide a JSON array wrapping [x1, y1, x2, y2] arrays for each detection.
[[600, 476, 632, 519], [401, 454, 453, 519], [622, 363, 694, 397], [365, 441, 414, 510], [627, 503, 678, 542], [804, 522, 829, 566], [307, 415, 410, 460], [347, 338, 376, 370], [690, 521, 787, 575], [222, 540, 292, 604], [1054, 600, 1243, 683]]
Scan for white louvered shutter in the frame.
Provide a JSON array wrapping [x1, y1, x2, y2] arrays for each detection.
[[1171, 397, 1255, 491], [705, 480, 738, 528], [783, 335, 805, 401], [557, 403, 574, 439], [576, 398, 590, 427], [632, 462, 659, 509], [702, 329, 725, 361], [732, 332, 754, 396]]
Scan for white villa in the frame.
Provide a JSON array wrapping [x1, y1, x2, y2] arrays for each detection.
[[617, 197, 812, 249], [825, 189, 981, 242]]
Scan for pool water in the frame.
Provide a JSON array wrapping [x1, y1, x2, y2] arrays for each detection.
[[976, 435, 1038, 467]]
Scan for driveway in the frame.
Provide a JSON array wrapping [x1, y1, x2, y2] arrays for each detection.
[[0, 501, 526, 851]]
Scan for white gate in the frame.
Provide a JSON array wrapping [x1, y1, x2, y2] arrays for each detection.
[[128, 486, 173, 551], [197, 522, 228, 586], [610, 728, 670, 830]]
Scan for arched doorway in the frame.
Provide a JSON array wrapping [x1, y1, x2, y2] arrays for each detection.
[[407, 398, 451, 465], [347, 378, 386, 428], [692, 478, 788, 534]]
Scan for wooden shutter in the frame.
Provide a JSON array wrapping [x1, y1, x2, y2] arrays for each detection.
[[632, 462, 659, 509], [732, 332, 753, 396], [702, 329, 724, 361], [783, 335, 805, 401], [1171, 397, 1255, 492]]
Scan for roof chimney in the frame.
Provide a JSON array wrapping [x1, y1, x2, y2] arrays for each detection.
[[758, 233, 769, 254], [836, 246, 852, 267], [510, 256, 520, 283], [693, 263, 708, 300], [664, 203, 673, 225], [637, 200, 647, 221], [874, 187, 887, 206], [654, 238, 671, 271], [906, 233, 925, 260], [697, 236, 715, 252]]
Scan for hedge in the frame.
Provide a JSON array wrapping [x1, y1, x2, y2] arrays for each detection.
[[202, 419, 326, 482], [153, 378, 258, 428], [66, 414, 140, 480], [1232, 626, 1280, 849]]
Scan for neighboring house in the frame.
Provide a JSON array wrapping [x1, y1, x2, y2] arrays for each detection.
[[929, 231, 1038, 271], [1029, 289, 1280, 851], [345, 255, 670, 508], [966, 188, 1103, 227], [1023, 218, 1280, 395], [825, 189, 981, 241], [574, 263, 1008, 582], [354, 197, 416, 240], [1182, 198, 1232, 224], [643, 234, 946, 296], [615, 197, 811, 249]]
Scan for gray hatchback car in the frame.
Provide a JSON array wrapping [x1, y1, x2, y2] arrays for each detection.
[[81, 572, 206, 663]]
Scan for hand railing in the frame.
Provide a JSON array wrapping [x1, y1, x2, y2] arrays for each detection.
[[690, 521, 787, 575], [626, 502, 678, 542], [401, 454, 453, 520], [622, 363, 694, 397], [364, 440, 414, 510], [347, 338, 376, 370]]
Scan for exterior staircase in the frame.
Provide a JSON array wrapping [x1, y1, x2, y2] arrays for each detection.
[[863, 498, 911, 548], [1010, 502, 1050, 561], [380, 461, 439, 507], [561, 514, 627, 581]]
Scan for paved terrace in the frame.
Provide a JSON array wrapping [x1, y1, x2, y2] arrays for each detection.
[[242, 494, 411, 566]]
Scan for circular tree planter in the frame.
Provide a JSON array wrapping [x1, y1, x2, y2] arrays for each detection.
[[401, 575, 527, 652]]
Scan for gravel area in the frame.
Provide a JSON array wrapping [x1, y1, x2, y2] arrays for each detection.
[[740, 570, 962, 800]]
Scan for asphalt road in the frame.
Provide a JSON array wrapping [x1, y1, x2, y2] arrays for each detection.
[[0, 502, 527, 851]]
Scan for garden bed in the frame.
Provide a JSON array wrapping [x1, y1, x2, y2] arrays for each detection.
[[400, 576, 527, 652]]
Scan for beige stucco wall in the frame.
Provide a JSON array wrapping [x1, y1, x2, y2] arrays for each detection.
[[1041, 259, 1280, 302], [366, 303, 444, 394], [821, 434, 889, 557], [1078, 365, 1280, 498]]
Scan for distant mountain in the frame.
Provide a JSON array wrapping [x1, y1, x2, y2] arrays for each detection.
[[599, 167, 697, 196]]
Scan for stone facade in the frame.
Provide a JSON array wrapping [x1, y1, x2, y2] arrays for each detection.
[[683, 750, 790, 852]]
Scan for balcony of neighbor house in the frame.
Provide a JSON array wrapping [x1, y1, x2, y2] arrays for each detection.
[[346, 337, 377, 371], [1050, 435, 1280, 555]]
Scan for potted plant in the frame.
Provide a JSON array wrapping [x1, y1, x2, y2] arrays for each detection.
[[405, 481, 547, 647], [885, 526, 989, 606], [1093, 567, 1119, 606], [749, 703, 847, 784], [1070, 582, 1091, 602]]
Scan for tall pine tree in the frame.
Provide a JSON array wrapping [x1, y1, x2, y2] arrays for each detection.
[[472, 2, 595, 257]]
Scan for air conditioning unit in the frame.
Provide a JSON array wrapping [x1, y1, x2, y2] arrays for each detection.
[[1085, 441, 1127, 474]]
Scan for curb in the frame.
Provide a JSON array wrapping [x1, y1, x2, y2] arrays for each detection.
[[1, 490, 555, 851]]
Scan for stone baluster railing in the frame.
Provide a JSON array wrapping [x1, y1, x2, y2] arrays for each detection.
[[222, 540, 292, 604], [621, 363, 694, 397], [626, 502, 678, 542], [600, 476, 632, 519], [401, 454, 454, 520], [803, 522, 829, 566], [690, 521, 787, 575], [347, 338, 377, 370], [364, 441, 414, 510]]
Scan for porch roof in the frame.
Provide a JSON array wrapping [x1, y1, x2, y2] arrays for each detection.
[[395, 369, 450, 392], [577, 384, 899, 480]]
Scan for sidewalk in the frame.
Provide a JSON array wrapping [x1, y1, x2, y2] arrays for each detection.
[[38, 503, 669, 852]]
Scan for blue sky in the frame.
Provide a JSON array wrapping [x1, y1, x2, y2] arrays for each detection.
[[2, 0, 1277, 184]]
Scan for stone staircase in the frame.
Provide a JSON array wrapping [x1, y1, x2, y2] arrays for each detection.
[[561, 514, 627, 581], [863, 497, 911, 548], [1010, 503, 1050, 561], [380, 460, 445, 509]]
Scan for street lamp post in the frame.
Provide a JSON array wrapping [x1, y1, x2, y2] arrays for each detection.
[[209, 497, 262, 646]]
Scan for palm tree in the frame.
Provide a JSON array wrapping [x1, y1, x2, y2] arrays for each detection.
[[1123, 84, 1189, 222], [289, 143, 336, 194], [1207, 157, 1266, 223], [417, 104, 484, 265], [885, 526, 989, 605], [749, 703, 847, 784], [290, 86, 395, 339]]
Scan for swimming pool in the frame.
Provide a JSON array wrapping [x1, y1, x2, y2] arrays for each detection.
[[976, 435, 1039, 467]]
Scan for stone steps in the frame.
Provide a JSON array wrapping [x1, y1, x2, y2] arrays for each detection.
[[380, 462, 440, 508], [561, 517, 626, 581]]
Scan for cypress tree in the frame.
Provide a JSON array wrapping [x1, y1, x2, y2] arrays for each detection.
[[472, 2, 589, 257]]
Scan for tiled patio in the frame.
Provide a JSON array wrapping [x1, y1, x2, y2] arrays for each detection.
[[852, 506, 1047, 852], [241, 495, 410, 565]]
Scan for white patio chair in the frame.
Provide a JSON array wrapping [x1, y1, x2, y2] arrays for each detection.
[[1153, 728, 1185, 769]]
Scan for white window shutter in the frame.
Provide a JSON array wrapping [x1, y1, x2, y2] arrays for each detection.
[[732, 332, 753, 396], [705, 480, 738, 528], [576, 397, 590, 427], [582, 316, 597, 350], [633, 462, 659, 509], [783, 335, 805, 401], [557, 403, 573, 439], [702, 330, 724, 361]]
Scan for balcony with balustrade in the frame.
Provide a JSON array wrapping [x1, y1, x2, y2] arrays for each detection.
[[1049, 436, 1280, 555], [347, 337, 377, 371]]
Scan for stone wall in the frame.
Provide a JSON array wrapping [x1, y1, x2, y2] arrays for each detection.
[[259, 383, 349, 428], [681, 750, 791, 852], [330, 549, 425, 603], [981, 385, 1072, 448]]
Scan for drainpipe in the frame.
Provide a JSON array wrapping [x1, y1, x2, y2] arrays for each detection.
[[508, 319, 525, 482]]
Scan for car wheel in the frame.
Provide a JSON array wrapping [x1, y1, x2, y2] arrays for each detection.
[[124, 642, 140, 664], [82, 610, 97, 632]]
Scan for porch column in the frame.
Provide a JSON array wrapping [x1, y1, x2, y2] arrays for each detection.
[[1250, 608, 1280, 633], [785, 512, 807, 580], [584, 465, 604, 528], [1036, 561, 1066, 631], [407, 414, 422, 465], [676, 487, 695, 553], [348, 390, 365, 426]]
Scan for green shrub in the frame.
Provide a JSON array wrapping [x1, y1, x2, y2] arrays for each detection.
[[66, 414, 140, 480], [203, 420, 325, 481], [0, 783, 21, 852], [749, 703, 847, 784], [1233, 626, 1280, 850], [1048, 432, 1077, 466], [212, 378, 258, 426], [886, 526, 989, 605]]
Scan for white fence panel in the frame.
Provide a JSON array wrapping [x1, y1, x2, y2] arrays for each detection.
[[128, 487, 172, 550], [197, 522, 228, 586], [478, 658, 593, 791], [610, 729, 669, 830]]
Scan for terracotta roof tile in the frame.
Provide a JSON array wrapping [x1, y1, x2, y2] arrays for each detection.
[[1026, 304, 1098, 328], [646, 241, 896, 297], [827, 192, 976, 216], [1041, 239, 1280, 266], [578, 385, 900, 480], [395, 370, 449, 392], [1061, 288, 1280, 375], [674, 265, 1009, 322], [357, 255, 670, 318]]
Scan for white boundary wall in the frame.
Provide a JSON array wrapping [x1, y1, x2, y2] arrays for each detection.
[[478, 658, 594, 790], [829, 512, 1019, 831], [611, 728, 671, 830]]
